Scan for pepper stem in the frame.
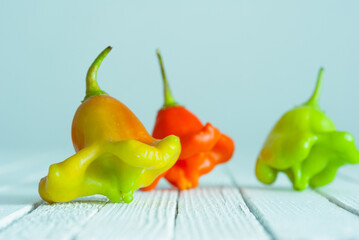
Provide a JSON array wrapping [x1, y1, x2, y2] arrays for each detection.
[[83, 46, 112, 102], [304, 67, 324, 107], [156, 49, 178, 108]]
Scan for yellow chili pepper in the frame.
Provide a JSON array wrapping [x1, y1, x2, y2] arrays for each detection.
[[39, 46, 181, 203]]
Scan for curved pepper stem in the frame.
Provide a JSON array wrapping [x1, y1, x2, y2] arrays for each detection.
[[83, 46, 112, 102], [304, 67, 324, 107], [156, 49, 178, 108]]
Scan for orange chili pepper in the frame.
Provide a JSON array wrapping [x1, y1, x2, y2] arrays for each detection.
[[142, 50, 235, 190]]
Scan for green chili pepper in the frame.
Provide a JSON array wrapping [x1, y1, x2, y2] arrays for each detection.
[[256, 68, 359, 190]]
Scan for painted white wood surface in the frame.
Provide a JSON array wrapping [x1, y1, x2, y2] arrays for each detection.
[[0, 152, 51, 230], [175, 187, 269, 240], [0, 197, 107, 240], [174, 166, 269, 240], [0, 153, 359, 239], [316, 176, 359, 216], [76, 190, 177, 240], [228, 158, 359, 240], [241, 187, 359, 240]]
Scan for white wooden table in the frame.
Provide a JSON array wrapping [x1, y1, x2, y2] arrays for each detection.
[[1, 151, 359, 240]]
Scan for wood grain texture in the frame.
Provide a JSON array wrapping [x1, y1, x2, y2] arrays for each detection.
[[2, 153, 359, 239], [74, 166, 237, 240], [175, 187, 270, 240], [0, 205, 34, 229], [0, 151, 105, 235], [75, 190, 178, 240], [241, 187, 359, 240], [0, 154, 50, 230], [0, 185, 39, 230], [228, 160, 359, 239], [316, 176, 359, 216], [0, 196, 107, 240], [170, 164, 269, 240]]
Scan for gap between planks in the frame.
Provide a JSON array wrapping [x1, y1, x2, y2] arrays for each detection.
[[314, 175, 359, 217], [0, 196, 110, 239], [3, 155, 359, 239], [172, 190, 180, 240], [225, 168, 275, 240], [0, 153, 268, 240], [171, 166, 269, 240], [0, 165, 270, 240], [73, 166, 269, 240], [0, 200, 41, 230], [0, 158, 51, 230], [226, 161, 359, 240], [73, 190, 179, 240]]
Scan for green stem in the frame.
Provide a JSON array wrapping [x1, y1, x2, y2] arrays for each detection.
[[156, 49, 178, 108], [304, 67, 324, 107], [83, 46, 112, 102]]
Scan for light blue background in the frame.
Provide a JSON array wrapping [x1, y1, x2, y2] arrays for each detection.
[[1, 1, 358, 163]]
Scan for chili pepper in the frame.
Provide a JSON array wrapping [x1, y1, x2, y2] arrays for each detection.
[[39, 47, 181, 203], [142, 50, 235, 191], [256, 68, 359, 190]]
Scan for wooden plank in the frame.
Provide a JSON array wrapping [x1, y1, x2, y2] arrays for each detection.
[[0, 158, 48, 230], [237, 151, 359, 213], [0, 196, 107, 239], [174, 187, 270, 240], [315, 176, 359, 216], [0, 152, 66, 230], [74, 164, 267, 240], [241, 187, 359, 239], [0, 204, 34, 229], [228, 159, 359, 239], [74, 166, 234, 240], [75, 190, 178, 240], [0, 176, 43, 230], [0, 198, 39, 230], [173, 165, 269, 240]]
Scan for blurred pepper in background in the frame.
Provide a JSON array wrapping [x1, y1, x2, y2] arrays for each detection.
[[142, 50, 235, 191], [256, 68, 359, 190]]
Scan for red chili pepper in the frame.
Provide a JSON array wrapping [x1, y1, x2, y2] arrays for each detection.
[[142, 50, 235, 190]]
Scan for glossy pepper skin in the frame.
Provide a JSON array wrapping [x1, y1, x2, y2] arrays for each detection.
[[142, 50, 235, 191], [256, 68, 359, 190], [39, 47, 181, 203]]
